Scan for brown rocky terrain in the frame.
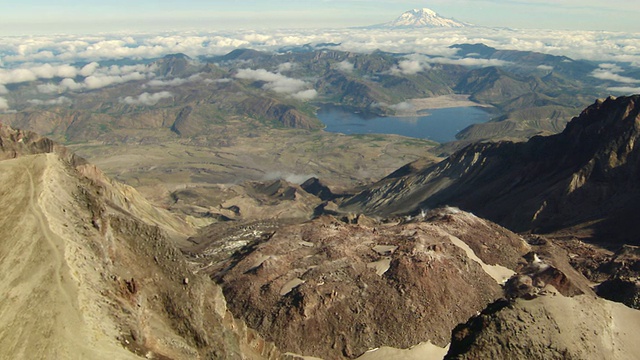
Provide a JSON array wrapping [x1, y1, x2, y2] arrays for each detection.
[[170, 179, 324, 226], [341, 95, 640, 245], [0, 125, 280, 359], [188, 207, 529, 359], [561, 241, 640, 309], [67, 128, 437, 223]]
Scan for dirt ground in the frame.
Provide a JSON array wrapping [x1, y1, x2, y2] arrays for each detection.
[[0, 154, 140, 359]]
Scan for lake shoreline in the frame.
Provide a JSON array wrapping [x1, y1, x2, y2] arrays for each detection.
[[317, 103, 492, 143]]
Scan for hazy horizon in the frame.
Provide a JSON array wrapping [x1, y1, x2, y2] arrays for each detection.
[[2, 1, 639, 36]]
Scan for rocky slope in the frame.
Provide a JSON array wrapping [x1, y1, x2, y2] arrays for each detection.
[[0, 125, 279, 359], [445, 291, 640, 359], [444, 230, 640, 359], [341, 95, 640, 245], [189, 207, 529, 359]]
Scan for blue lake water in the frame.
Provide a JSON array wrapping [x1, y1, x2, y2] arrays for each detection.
[[317, 105, 491, 143]]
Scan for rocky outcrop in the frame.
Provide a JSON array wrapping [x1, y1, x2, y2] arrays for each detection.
[[196, 208, 528, 359], [0, 123, 57, 159], [597, 279, 640, 310], [568, 244, 640, 309], [301, 177, 336, 201]]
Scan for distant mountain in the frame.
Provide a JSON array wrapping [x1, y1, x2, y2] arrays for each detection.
[[369, 8, 469, 29]]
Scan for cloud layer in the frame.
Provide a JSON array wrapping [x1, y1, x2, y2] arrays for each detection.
[[1, 26, 640, 108], [591, 64, 640, 83], [28, 96, 72, 106], [120, 91, 173, 106], [235, 68, 316, 100], [2, 27, 640, 68]]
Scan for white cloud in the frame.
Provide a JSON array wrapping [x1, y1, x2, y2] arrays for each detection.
[[0, 61, 156, 95], [28, 96, 72, 106], [0, 64, 82, 86], [388, 101, 415, 112], [265, 77, 307, 93], [426, 57, 511, 67], [3, 27, 640, 108], [60, 78, 84, 91], [243, 33, 272, 43], [0, 68, 38, 84], [537, 65, 554, 71], [0, 85, 7, 94], [79, 62, 100, 77], [103, 63, 155, 76], [84, 72, 147, 89], [277, 62, 295, 72], [607, 86, 640, 94], [235, 68, 309, 94], [2, 28, 640, 70], [147, 73, 202, 87], [30, 64, 78, 79], [206, 78, 232, 84], [120, 91, 173, 106], [235, 68, 317, 100], [37, 78, 84, 93], [591, 69, 640, 83], [291, 89, 317, 100], [336, 60, 354, 73], [36, 83, 59, 94], [0, 97, 8, 111], [390, 59, 431, 75], [263, 171, 315, 184], [598, 63, 623, 71]]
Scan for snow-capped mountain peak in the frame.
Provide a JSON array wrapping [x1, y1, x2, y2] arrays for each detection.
[[378, 7, 468, 29]]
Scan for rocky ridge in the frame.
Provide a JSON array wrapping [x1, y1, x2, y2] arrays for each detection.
[[0, 125, 280, 359], [341, 95, 640, 245]]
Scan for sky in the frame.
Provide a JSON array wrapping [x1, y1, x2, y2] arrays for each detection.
[[1, 0, 640, 35]]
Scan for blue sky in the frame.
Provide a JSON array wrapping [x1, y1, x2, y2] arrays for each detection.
[[1, 0, 639, 35]]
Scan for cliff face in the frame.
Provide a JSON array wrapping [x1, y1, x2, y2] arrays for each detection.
[[341, 95, 640, 244]]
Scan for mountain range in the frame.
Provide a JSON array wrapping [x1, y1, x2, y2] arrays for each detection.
[[0, 44, 603, 147]]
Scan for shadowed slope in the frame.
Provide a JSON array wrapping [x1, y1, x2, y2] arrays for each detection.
[[341, 95, 640, 244]]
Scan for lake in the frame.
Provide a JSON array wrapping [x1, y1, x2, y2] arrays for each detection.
[[317, 105, 491, 143]]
